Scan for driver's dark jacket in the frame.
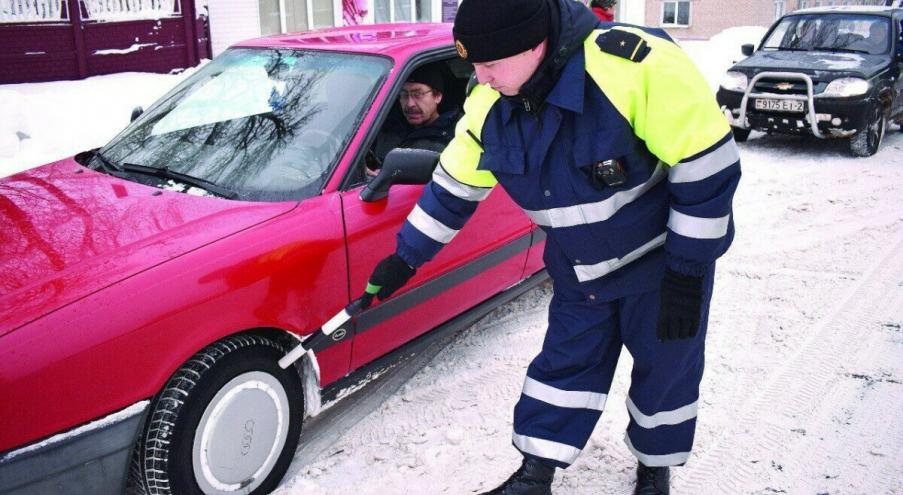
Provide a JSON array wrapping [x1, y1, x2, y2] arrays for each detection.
[[394, 9, 741, 303], [371, 108, 462, 165]]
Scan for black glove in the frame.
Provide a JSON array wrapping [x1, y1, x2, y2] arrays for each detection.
[[368, 253, 416, 300], [656, 269, 704, 341]]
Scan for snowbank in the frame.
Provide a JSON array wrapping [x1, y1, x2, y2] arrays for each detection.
[[680, 26, 769, 91], [0, 65, 203, 179]]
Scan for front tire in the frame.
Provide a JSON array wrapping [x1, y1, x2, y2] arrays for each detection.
[[731, 126, 751, 143], [133, 335, 303, 495], [850, 104, 886, 157]]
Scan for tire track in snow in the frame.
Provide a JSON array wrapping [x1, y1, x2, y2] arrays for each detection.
[[676, 233, 903, 493]]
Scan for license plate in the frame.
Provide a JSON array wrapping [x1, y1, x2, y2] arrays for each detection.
[[754, 98, 805, 113]]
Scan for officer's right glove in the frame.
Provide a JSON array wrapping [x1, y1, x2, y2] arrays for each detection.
[[656, 268, 704, 341], [367, 253, 416, 300]]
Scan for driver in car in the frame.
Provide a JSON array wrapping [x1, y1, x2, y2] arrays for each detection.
[[367, 65, 462, 177], [850, 21, 890, 53]]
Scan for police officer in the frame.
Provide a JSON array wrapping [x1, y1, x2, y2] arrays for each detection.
[[365, 0, 741, 493]]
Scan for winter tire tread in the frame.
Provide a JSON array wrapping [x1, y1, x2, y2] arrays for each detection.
[[127, 334, 302, 495]]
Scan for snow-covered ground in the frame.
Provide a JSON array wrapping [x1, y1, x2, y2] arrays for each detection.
[[274, 132, 903, 494], [0, 67, 202, 177], [2, 26, 902, 495]]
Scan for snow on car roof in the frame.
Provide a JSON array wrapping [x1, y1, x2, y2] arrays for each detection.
[[234, 23, 454, 57], [792, 6, 899, 15]]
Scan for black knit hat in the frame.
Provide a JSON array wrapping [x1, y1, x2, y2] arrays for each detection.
[[453, 0, 550, 63], [406, 65, 445, 93]]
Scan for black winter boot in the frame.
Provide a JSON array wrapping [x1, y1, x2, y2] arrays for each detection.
[[481, 457, 555, 495], [633, 463, 670, 495]]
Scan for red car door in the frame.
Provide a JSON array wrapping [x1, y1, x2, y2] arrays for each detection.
[[342, 181, 532, 370]]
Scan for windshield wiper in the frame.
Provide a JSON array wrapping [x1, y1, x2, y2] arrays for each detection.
[[121, 163, 239, 199], [813, 46, 869, 54], [776, 47, 810, 51], [92, 150, 125, 173]]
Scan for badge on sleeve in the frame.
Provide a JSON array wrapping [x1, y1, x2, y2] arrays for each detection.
[[595, 30, 651, 63]]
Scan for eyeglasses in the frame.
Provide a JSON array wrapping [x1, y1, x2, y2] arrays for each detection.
[[398, 89, 433, 101]]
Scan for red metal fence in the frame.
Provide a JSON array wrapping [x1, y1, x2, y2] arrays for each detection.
[[0, 0, 210, 84]]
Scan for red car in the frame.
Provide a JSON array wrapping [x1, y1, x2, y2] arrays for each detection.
[[0, 24, 546, 495]]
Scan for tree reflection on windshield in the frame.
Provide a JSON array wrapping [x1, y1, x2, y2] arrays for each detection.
[[764, 14, 892, 56], [99, 49, 391, 202]]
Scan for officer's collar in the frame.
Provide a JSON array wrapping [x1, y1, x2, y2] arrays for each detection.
[[499, 48, 586, 124], [545, 48, 586, 114]]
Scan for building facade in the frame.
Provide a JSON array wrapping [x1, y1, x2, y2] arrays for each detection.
[[640, 0, 896, 40], [210, 0, 456, 55], [209, 0, 654, 57]]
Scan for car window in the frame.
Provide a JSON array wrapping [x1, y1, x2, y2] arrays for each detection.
[[98, 48, 392, 202], [897, 16, 903, 55], [349, 57, 471, 188], [763, 14, 892, 55]]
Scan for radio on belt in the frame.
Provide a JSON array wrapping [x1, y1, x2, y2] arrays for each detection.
[[594, 159, 627, 187]]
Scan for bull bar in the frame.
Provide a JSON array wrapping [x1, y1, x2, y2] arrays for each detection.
[[731, 71, 826, 139]]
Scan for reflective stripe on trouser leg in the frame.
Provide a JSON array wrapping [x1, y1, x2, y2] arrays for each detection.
[[512, 284, 624, 469], [619, 267, 715, 466]]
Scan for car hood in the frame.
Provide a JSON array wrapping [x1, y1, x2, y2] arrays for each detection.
[[734, 50, 889, 79], [0, 158, 296, 335]]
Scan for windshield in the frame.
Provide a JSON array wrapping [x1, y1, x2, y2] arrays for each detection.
[[762, 14, 892, 55], [98, 48, 391, 201]]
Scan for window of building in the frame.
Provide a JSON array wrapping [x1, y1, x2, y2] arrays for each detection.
[[394, 0, 411, 21], [661, 1, 690, 27], [259, 0, 336, 34], [774, 0, 786, 21], [259, 0, 283, 35], [374, 0, 422, 23], [261, 0, 436, 33], [284, 0, 310, 32]]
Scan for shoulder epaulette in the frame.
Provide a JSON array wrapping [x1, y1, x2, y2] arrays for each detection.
[[595, 29, 651, 62]]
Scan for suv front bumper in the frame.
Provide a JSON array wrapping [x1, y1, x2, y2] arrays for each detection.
[[717, 71, 871, 138], [0, 401, 148, 495]]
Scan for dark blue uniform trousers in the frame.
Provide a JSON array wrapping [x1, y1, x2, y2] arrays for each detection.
[[512, 272, 714, 469]]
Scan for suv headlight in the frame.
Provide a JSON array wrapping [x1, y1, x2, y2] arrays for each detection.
[[821, 77, 870, 98], [720, 71, 748, 92]]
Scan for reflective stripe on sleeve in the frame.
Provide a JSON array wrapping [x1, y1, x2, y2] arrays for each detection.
[[668, 137, 739, 184], [522, 377, 607, 411], [406, 204, 460, 244], [433, 163, 494, 202], [623, 433, 690, 467], [667, 209, 730, 240], [573, 232, 667, 283], [626, 396, 698, 429], [513, 433, 582, 466], [524, 164, 666, 228]]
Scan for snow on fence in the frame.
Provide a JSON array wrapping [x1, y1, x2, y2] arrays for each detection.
[[81, 0, 181, 21], [0, 0, 68, 23]]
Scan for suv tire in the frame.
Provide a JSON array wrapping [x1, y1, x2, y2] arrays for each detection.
[[850, 104, 886, 157], [130, 334, 303, 495], [731, 126, 751, 143]]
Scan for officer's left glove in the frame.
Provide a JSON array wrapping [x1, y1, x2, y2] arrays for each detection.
[[656, 268, 704, 341]]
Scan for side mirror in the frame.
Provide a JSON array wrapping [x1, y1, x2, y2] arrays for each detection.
[[130, 106, 144, 122], [361, 148, 440, 202], [741, 44, 755, 57]]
